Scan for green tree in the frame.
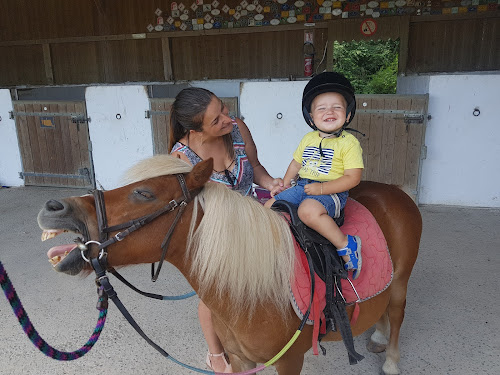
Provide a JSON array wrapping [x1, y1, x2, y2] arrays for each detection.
[[333, 39, 399, 94]]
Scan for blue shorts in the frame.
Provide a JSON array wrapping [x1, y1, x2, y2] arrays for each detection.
[[274, 178, 348, 219]]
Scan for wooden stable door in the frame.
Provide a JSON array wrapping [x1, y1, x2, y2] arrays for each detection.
[[13, 101, 94, 188], [351, 94, 429, 201]]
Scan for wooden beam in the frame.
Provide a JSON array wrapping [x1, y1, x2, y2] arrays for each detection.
[[0, 23, 328, 47], [42, 44, 54, 85], [161, 37, 173, 81]]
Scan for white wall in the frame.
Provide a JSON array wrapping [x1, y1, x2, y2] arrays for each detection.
[[85, 86, 154, 189], [0, 89, 23, 187], [398, 73, 500, 207], [240, 81, 308, 179]]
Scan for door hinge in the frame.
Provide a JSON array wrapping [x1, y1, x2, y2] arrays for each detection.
[[420, 145, 427, 160]]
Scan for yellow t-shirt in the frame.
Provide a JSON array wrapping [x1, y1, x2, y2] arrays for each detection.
[[293, 131, 364, 182]]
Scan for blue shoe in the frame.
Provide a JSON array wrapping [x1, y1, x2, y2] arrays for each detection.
[[337, 235, 362, 280]]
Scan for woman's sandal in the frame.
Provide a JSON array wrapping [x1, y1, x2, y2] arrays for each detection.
[[206, 351, 233, 373]]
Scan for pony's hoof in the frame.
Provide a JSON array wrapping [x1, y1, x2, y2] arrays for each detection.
[[367, 339, 387, 353], [382, 360, 401, 375]]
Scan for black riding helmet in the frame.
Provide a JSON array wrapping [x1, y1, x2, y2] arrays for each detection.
[[302, 72, 356, 135]]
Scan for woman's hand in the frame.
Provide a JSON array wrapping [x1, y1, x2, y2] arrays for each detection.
[[268, 178, 284, 191], [304, 182, 322, 196]]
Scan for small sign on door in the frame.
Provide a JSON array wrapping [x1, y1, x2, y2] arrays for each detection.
[[40, 117, 55, 129]]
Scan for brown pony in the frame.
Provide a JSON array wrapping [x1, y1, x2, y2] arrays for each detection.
[[37, 155, 421, 375]]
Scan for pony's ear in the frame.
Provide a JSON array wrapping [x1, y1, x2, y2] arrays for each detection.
[[186, 158, 213, 190]]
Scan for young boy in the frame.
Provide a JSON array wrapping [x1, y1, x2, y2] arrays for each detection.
[[265, 72, 364, 279]]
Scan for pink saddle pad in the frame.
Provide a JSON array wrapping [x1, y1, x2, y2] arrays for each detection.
[[289, 198, 393, 327]]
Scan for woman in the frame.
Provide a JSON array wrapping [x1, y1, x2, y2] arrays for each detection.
[[169, 87, 283, 373]]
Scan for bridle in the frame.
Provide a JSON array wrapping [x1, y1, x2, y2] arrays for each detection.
[[80, 173, 196, 281]]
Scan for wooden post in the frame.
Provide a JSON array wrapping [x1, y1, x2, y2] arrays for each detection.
[[327, 21, 336, 71], [398, 16, 410, 75], [161, 37, 173, 81], [42, 43, 54, 84]]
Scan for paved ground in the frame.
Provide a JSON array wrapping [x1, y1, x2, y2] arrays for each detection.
[[0, 186, 499, 375]]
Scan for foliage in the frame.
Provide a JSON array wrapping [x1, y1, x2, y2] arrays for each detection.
[[333, 39, 399, 94]]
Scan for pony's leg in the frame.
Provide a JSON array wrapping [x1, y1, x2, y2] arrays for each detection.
[[274, 353, 304, 375], [227, 353, 256, 373], [381, 281, 409, 375], [367, 311, 390, 353]]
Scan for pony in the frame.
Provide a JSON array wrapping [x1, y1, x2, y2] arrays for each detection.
[[37, 155, 421, 375]]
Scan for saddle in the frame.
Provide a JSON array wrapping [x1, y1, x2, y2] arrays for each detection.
[[271, 200, 364, 365]]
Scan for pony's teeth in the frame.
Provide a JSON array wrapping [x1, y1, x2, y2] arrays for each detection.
[[41, 230, 60, 241], [49, 256, 61, 265]]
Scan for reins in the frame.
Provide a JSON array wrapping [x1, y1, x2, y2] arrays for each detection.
[[2, 172, 316, 373], [0, 260, 108, 361]]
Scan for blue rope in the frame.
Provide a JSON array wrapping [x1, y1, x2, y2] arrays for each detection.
[[162, 291, 196, 300]]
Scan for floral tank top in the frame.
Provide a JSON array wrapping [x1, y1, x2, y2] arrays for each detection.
[[171, 122, 254, 196]]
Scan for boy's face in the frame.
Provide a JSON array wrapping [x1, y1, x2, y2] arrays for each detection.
[[310, 92, 350, 135]]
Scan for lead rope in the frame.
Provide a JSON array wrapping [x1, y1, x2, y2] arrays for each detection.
[[0, 260, 107, 360]]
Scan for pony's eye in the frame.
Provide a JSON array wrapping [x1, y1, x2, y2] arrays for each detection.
[[133, 190, 155, 200]]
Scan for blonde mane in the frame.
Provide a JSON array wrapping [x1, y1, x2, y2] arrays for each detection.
[[125, 155, 296, 316], [189, 183, 296, 316], [123, 154, 193, 184]]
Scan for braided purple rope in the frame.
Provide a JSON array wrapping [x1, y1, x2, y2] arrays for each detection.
[[0, 260, 107, 360]]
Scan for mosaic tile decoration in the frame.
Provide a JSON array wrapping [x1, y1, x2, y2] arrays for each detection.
[[147, 0, 500, 32]]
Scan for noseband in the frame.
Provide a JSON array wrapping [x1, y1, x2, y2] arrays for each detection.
[[82, 173, 196, 282]]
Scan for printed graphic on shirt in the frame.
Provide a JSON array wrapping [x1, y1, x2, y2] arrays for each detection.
[[301, 146, 334, 179]]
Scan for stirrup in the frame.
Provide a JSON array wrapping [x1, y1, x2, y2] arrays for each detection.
[[206, 351, 233, 373], [337, 235, 362, 280]]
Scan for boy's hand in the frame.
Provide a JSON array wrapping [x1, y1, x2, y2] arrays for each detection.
[[304, 183, 322, 196]]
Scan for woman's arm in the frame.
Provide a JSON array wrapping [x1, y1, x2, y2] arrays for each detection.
[[270, 159, 301, 196], [236, 117, 283, 190]]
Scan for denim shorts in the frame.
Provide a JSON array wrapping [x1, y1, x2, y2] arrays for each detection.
[[274, 178, 348, 219]]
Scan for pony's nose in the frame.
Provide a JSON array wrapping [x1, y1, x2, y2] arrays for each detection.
[[45, 199, 65, 212]]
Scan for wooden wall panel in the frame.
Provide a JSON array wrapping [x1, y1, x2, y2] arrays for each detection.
[[171, 29, 328, 80], [0, 0, 97, 41], [51, 42, 102, 84], [99, 39, 164, 83], [0, 45, 46, 85], [407, 16, 500, 73]]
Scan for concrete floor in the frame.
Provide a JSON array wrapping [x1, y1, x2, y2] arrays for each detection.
[[0, 186, 499, 375]]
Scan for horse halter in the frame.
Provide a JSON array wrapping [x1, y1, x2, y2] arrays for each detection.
[[80, 173, 196, 282]]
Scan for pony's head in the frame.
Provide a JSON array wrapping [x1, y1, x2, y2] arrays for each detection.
[[38, 155, 295, 316]]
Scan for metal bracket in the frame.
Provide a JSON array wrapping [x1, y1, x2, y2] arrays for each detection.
[[145, 110, 171, 119], [19, 168, 91, 182], [402, 113, 425, 124], [71, 115, 91, 124]]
